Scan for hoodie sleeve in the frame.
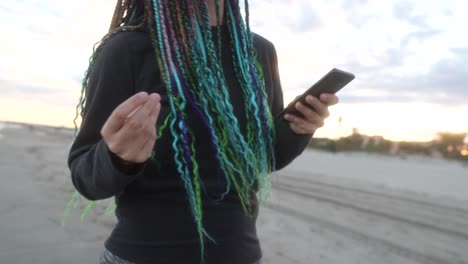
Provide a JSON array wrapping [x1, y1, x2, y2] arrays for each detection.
[[67, 32, 147, 201], [268, 44, 313, 171]]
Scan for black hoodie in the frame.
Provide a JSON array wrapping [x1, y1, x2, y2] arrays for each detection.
[[68, 26, 312, 264]]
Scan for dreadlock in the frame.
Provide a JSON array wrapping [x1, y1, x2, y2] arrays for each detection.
[[63, 0, 276, 260]]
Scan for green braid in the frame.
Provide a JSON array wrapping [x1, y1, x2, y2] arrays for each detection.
[[63, 0, 276, 261]]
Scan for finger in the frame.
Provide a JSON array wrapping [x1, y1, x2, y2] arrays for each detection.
[[147, 98, 162, 131], [123, 124, 156, 163], [116, 100, 159, 159], [295, 102, 322, 123], [113, 95, 159, 160], [126, 105, 143, 119], [304, 95, 329, 117], [294, 121, 319, 134], [123, 93, 161, 132], [289, 122, 303, 134], [289, 122, 315, 135], [320, 93, 339, 105], [284, 113, 306, 126], [108, 127, 149, 160], [136, 134, 158, 162], [104, 92, 149, 133], [285, 110, 325, 129]]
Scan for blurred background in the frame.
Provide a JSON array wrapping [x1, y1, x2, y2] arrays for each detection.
[[0, 0, 467, 263]]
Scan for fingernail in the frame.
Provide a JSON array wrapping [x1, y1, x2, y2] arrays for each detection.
[[135, 92, 147, 100], [149, 93, 159, 101]]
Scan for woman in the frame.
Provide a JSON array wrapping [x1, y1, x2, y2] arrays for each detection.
[[68, 0, 339, 263]]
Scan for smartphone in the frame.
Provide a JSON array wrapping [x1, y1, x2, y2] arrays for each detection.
[[278, 68, 355, 118]]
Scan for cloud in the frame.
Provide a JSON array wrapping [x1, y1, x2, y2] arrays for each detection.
[[288, 1, 322, 32], [393, 2, 429, 28], [2, 0, 466, 112], [425, 48, 468, 97], [0, 3, 14, 13], [341, 0, 377, 29], [443, 9, 454, 16], [0, 0, 114, 103], [340, 48, 468, 105], [391, 1, 447, 49], [400, 28, 443, 47], [388, 48, 468, 99], [345, 13, 376, 29], [0, 79, 52, 95], [250, 0, 322, 32], [342, 0, 369, 9], [0, 78, 79, 107], [338, 46, 414, 78]]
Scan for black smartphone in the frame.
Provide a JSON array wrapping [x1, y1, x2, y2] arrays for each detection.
[[277, 68, 355, 118]]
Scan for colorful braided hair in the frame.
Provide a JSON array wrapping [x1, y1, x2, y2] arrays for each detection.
[[63, 0, 276, 259]]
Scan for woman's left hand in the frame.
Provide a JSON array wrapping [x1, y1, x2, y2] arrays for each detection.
[[284, 93, 339, 135]]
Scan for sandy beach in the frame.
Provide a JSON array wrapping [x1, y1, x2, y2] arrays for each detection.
[[1, 121, 467, 264]]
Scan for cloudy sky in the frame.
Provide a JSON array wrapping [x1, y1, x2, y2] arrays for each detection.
[[1, 0, 467, 141]]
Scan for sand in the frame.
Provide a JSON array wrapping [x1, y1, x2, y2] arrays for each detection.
[[0, 121, 467, 264]]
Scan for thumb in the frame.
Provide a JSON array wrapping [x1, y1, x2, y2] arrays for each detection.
[[103, 92, 148, 134]]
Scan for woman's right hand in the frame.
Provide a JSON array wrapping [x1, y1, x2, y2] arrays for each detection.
[[101, 92, 162, 163]]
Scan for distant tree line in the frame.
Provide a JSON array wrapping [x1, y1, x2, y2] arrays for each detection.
[[308, 130, 468, 163]]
